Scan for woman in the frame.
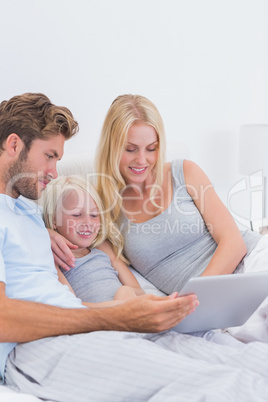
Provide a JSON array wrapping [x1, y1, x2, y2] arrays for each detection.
[[95, 94, 262, 295]]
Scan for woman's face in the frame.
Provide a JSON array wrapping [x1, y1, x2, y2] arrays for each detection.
[[54, 188, 101, 257], [119, 122, 159, 186]]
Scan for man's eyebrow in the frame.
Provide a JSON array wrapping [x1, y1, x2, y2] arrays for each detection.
[[49, 150, 60, 159]]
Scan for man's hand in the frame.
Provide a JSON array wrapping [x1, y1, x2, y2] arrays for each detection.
[[104, 293, 199, 333], [0, 283, 198, 343], [47, 229, 77, 271]]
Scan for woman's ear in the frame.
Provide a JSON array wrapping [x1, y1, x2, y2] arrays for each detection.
[[5, 134, 24, 156], [53, 221, 58, 231]]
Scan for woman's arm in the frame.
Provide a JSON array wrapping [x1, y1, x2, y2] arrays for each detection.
[[97, 241, 145, 297], [183, 160, 247, 276]]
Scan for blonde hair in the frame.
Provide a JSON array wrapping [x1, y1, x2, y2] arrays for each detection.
[[43, 176, 125, 255], [96, 94, 166, 227]]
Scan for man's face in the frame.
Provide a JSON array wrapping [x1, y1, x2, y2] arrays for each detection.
[[5, 134, 65, 199]]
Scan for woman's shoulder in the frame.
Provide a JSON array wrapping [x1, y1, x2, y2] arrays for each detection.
[[164, 159, 193, 171], [165, 159, 202, 179], [182, 159, 200, 172], [164, 159, 204, 190], [182, 160, 211, 187], [164, 159, 187, 183]]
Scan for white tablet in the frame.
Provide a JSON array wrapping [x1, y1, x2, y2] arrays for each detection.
[[173, 272, 268, 333]]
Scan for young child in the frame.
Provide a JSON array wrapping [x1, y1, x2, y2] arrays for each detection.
[[43, 176, 144, 306]]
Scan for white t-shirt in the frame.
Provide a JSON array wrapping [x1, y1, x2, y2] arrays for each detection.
[[0, 195, 84, 383]]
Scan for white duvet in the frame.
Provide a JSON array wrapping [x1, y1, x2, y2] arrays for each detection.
[[1, 269, 268, 401], [0, 386, 41, 401]]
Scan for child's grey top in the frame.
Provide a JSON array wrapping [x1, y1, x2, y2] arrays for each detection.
[[61, 248, 122, 302]]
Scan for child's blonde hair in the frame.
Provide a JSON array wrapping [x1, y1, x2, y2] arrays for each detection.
[[43, 176, 125, 256]]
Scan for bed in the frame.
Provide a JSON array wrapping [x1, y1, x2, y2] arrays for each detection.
[[1, 145, 268, 401]]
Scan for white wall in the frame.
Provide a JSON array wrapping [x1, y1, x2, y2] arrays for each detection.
[[0, 0, 267, 224]]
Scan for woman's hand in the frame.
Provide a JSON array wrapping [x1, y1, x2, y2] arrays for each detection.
[[47, 228, 78, 271]]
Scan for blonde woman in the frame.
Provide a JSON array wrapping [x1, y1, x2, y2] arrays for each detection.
[[96, 94, 263, 291], [95, 94, 268, 342], [43, 176, 144, 305]]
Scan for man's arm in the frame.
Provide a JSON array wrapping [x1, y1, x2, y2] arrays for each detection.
[[0, 282, 198, 343]]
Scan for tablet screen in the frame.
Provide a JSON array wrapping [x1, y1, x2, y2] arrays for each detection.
[[173, 272, 268, 333]]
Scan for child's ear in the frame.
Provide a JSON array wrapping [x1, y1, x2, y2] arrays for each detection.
[[53, 221, 57, 231]]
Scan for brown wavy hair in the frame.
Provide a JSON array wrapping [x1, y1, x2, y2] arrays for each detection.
[[0, 92, 78, 155]]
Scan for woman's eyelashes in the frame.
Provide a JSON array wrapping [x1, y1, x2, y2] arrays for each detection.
[[126, 147, 157, 153]]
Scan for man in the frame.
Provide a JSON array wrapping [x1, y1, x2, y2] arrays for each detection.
[[0, 93, 199, 399]]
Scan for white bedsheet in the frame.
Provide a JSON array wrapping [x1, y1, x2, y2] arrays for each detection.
[[0, 385, 41, 401], [1, 269, 268, 401], [1, 330, 268, 401]]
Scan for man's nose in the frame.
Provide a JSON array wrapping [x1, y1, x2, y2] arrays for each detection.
[[48, 163, 58, 180]]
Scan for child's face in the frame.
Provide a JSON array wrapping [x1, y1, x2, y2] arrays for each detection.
[[54, 188, 101, 257]]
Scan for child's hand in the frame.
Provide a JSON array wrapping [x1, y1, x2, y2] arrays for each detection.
[[113, 285, 144, 301], [47, 229, 78, 271]]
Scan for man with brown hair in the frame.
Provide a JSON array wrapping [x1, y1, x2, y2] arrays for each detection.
[[0, 93, 200, 400], [0, 93, 78, 199]]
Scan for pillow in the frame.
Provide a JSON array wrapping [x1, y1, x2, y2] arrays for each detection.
[[129, 267, 165, 296]]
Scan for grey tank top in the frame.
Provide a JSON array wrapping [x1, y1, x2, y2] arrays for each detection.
[[119, 159, 261, 294], [61, 248, 122, 303]]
